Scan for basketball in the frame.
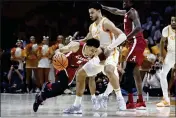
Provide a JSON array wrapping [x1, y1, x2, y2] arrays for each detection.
[[52, 53, 68, 70]]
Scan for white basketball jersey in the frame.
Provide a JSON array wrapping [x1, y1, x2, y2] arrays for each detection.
[[91, 17, 115, 46], [162, 25, 176, 52]]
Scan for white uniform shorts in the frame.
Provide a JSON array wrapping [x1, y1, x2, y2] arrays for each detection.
[[82, 49, 119, 77]]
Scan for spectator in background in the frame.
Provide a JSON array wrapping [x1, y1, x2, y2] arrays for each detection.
[[37, 36, 51, 88], [10, 39, 25, 71], [4, 61, 25, 93], [24, 36, 39, 93], [95, 72, 109, 95], [142, 12, 162, 46], [142, 62, 162, 96]]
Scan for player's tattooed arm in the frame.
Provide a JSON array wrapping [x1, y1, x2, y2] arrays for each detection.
[[127, 9, 142, 40], [103, 19, 127, 50], [56, 42, 80, 54], [79, 24, 93, 42], [101, 5, 126, 16]]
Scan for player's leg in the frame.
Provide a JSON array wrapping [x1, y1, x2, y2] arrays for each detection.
[[63, 57, 102, 114], [88, 77, 100, 110], [168, 66, 176, 96], [33, 70, 69, 112], [125, 42, 146, 109], [103, 51, 126, 110], [63, 68, 87, 114], [133, 65, 146, 109], [123, 62, 137, 109], [157, 53, 175, 107]]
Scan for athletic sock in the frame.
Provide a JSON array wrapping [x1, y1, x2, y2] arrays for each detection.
[[73, 96, 82, 106], [114, 88, 122, 98], [91, 94, 96, 99]]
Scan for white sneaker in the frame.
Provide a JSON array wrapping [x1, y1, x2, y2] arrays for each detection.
[[63, 105, 82, 114], [91, 98, 100, 110], [98, 94, 108, 109], [116, 96, 126, 111]]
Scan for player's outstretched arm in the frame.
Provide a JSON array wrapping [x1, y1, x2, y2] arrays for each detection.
[[101, 5, 126, 16], [103, 19, 127, 49], [55, 41, 80, 54]]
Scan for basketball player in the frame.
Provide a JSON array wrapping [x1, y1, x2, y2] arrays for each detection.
[[156, 16, 176, 107], [102, 0, 146, 109], [33, 38, 100, 112], [63, 2, 127, 114]]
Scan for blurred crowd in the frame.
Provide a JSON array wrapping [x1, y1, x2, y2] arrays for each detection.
[[1, 1, 176, 96]]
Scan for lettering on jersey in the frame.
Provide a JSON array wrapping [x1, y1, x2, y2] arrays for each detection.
[[130, 56, 136, 62], [75, 55, 89, 64]]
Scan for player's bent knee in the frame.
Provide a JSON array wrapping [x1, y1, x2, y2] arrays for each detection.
[[104, 65, 115, 75], [76, 68, 87, 81]]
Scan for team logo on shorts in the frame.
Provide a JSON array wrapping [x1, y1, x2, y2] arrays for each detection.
[[130, 56, 136, 62]]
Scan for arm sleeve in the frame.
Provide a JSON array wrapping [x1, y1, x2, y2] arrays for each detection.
[[162, 26, 169, 38]]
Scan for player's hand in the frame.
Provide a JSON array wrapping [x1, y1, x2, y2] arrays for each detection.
[[104, 46, 114, 57]]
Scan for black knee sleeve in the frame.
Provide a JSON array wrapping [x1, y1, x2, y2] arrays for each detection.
[[123, 62, 136, 93]]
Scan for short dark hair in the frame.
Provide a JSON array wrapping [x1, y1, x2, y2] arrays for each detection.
[[88, 2, 102, 10], [86, 38, 100, 48]]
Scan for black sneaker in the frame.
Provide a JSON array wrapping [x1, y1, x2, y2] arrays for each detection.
[[33, 93, 42, 112]]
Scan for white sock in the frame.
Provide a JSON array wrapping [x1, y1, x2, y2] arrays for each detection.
[[73, 96, 82, 106], [114, 88, 122, 98], [160, 64, 171, 102], [91, 94, 96, 99], [103, 83, 113, 96]]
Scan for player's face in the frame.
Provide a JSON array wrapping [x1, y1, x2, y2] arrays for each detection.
[[123, 0, 132, 9], [171, 16, 176, 29], [85, 46, 98, 58], [89, 8, 99, 21]]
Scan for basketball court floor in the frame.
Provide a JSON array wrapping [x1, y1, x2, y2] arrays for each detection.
[[1, 93, 176, 118]]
